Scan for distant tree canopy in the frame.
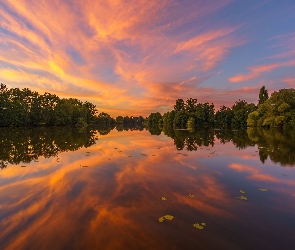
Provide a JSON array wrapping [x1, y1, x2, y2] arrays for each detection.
[[247, 88, 295, 128], [258, 86, 269, 105], [2, 83, 295, 130], [0, 84, 113, 127], [160, 86, 295, 130]]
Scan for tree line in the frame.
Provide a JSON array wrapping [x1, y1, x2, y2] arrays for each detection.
[[1, 83, 295, 130], [145, 86, 295, 130]]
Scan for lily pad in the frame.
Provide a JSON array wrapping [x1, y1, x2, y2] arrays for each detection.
[[158, 217, 165, 223], [239, 190, 246, 194], [161, 197, 167, 201], [189, 194, 195, 198], [236, 196, 248, 200], [193, 223, 206, 229], [259, 188, 268, 192], [163, 215, 174, 220], [158, 215, 174, 222]]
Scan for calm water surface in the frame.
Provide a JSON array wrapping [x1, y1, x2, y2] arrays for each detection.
[[0, 127, 295, 249]]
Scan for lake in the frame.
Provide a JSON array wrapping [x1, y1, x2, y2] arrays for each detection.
[[0, 127, 295, 249]]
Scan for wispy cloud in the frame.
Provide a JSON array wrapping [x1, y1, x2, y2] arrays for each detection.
[[0, 0, 247, 115]]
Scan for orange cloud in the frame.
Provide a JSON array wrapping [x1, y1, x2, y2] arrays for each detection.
[[228, 63, 280, 83], [0, 1, 246, 116]]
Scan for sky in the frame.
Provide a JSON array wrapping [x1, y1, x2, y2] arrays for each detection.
[[1, 0, 295, 117]]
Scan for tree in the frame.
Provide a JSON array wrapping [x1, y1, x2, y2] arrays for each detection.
[[185, 98, 197, 112], [174, 99, 185, 111], [248, 88, 295, 128], [258, 86, 269, 105]]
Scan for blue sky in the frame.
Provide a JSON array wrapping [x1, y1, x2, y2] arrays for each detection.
[[0, 0, 295, 116]]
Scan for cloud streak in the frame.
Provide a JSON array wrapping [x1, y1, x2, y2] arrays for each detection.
[[0, 1, 295, 115]]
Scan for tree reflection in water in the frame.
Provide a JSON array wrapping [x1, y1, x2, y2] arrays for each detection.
[[1, 126, 295, 166]]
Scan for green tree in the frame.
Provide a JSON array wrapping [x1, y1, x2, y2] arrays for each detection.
[[258, 86, 269, 105], [174, 99, 185, 111], [185, 98, 197, 112], [248, 88, 295, 128]]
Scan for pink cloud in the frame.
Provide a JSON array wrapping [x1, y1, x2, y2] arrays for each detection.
[[228, 61, 295, 83]]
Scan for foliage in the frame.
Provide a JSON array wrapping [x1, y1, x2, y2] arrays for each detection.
[[231, 100, 257, 128], [258, 86, 269, 105], [0, 84, 112, 127], [215, 106, 234, 128], [247, 88, 295, 128]]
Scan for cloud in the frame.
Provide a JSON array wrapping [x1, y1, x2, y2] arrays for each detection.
[[228, 61, 295, 83], [0, 0, 247, 116], [229, 31, 295, 84]]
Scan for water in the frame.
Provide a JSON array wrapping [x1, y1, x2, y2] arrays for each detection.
[[0, 127, 295, 249]]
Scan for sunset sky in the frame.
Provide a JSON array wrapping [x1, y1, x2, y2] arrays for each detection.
[[1, 0, 295, 116]]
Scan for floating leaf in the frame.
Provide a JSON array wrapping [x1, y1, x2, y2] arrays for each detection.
[[118, 151, 122, 153], [114, 148, 117, 149], [193, 223, 204, 229], [141, 153, 147, 156], [158, 215, 174, 222], [236, 196, 248, 200], [163, 215, 174, 220], [189, 194, 195, 198], [239, 190, 246, 194], [281, 174, 287, 176], [82, 166, 88, 167], [201, 223, 206, 226], [259, 188, 268, 192], [211, 172, 216, 175], [183, 154, 188, 156], [152, 155, 156, 156], [161, 197, 167, 201], [158, 217, 165, 223], [21, 166, 26, 167]]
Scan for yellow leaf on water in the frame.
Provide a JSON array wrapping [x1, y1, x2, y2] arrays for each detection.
[[161, 197, 167, 201], [158, 217, 165, 223], [236, 196, 248, 200], [163, 215, 174, 220], [201, 223, 206, 226], [189, 194, 195, 198], [158, 215, 174, 222], [193, 223, 204, 229], [259, 188, 268, 192], [239, 190, 246, 194]]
